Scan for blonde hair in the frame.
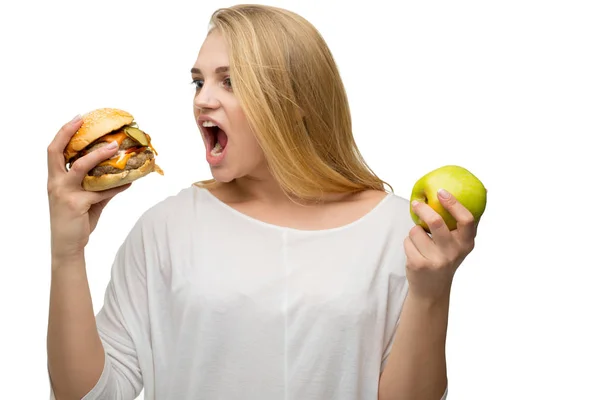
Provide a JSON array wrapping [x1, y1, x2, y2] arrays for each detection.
[[196, 4, 393, 202]]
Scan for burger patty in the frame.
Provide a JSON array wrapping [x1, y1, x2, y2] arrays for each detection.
[[88, 149, 154, 176], [89, 137, 138, 153], [69, 137, 140, 166]]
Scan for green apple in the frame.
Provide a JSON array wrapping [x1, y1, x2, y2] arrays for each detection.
[[410, 165, 487, 232]]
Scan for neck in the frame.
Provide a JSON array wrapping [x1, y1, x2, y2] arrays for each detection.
[[230, 174, 355, 207], [232, 173, 296, 206]]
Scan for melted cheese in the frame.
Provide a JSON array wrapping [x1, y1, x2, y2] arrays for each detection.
[[90, 129, 157, 171], [98, 150, 134, 169], [102, 130, 128, 146]]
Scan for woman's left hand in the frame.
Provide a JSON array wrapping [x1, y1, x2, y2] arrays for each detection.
[[404, 188, 479, 302]]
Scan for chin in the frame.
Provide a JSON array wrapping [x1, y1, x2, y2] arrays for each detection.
[[205, 153, 266, 184], [209, 167, 239, 183]]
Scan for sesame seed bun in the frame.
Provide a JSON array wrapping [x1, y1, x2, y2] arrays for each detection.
[[64, 108, 134, 162]]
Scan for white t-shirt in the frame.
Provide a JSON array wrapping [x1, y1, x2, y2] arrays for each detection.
[[50, 185, 448, 400]]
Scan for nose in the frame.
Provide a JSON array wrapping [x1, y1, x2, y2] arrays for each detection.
[[194, 84, 221, 112]]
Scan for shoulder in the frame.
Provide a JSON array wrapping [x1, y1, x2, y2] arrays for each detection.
[[386, 192, 411, 216], [335, 189, 414, 242], [351, 189, 410, 212], [130, 184, 213, 232], [373, 191, 414, 232], [139, 186, 192, 218]]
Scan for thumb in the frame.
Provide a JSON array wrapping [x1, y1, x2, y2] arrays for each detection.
[[95, 197, 113, 213], [85, 183, 132, 205], [88, 193, 121, 233], [87, 184, 131, 232]]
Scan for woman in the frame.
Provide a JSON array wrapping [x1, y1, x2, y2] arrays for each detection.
[[47, 4, 477, 400]]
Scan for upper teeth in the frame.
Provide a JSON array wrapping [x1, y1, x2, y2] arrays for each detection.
[[202, 121, 218, 127]]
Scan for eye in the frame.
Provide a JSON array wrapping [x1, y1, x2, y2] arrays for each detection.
[[190, 79, 204, 90], [222, 77, 232, 90]]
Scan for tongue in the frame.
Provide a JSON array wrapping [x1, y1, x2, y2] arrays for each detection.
[[217, 128, 228, 148]]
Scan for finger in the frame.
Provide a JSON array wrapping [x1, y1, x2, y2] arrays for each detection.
[[410, 200, 454, 249], [403, 236, 426, 268], [66, 141, 120, 186], [407, 224, 437, 260], [437, 189, 477, 241], [47, 115, 84, 176]]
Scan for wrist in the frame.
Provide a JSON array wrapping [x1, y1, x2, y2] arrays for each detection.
[[406, 289, 451, 311], [51, 250, 85, 271]]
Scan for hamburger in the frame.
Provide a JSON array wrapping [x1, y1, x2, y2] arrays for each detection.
[[64, 107, 163, 191]]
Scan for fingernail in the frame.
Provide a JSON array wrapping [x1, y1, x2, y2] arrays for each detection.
[[71, 114, 82, 123], [411, 200, 419, 208], [106, 141, 118, 149], [438, 188, 451, 199]]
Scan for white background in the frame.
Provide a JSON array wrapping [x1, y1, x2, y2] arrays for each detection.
[[1, 0, 599, 398]]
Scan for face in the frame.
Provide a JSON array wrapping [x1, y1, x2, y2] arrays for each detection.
[[192, 30, 267, 183]]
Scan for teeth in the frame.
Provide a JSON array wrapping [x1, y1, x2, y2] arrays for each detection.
[[202, 121, 218, 128], [210, 142, 223, 156]]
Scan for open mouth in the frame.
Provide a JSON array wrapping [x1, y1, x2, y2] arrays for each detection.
[[201, 120, 229, 156]]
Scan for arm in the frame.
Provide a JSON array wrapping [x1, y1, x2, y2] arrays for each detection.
[[48, 226, 147, 400], [378, 291, 450, 400], [47, 255, 106, 400], [46, 115, 144, 399], [379, 190, 479, 399]]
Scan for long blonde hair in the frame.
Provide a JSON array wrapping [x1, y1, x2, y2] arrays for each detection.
[[196, 4, 393, 201]]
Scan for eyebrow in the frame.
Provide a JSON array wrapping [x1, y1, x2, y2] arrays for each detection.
[[190, 66, 229, 75]]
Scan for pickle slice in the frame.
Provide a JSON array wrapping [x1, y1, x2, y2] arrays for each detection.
[[124, 126, 149, 146]]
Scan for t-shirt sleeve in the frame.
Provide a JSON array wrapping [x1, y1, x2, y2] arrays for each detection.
[[49, 214, 151, 400], [380, 201, 413, 372], [380, 278, 409, 372]]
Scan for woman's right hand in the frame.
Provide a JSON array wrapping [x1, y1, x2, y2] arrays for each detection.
[[47, 114, 131, 264]]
